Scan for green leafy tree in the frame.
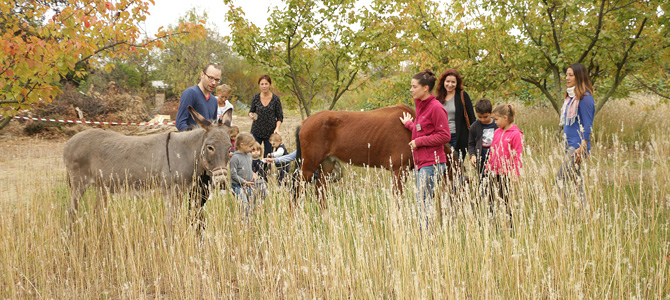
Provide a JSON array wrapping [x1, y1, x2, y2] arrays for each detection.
[[221, 58, 264, 108], [154, 9, 232, 94], [80, 61, 142, 93], [225, 0, 396, 116], [154, 8, 262, 106], [480, 0, 668, 113], [628, 1, 670, 101], [0, 0, 205, 130], [356, 0, 519, 104], [383, 0, 668, 114]]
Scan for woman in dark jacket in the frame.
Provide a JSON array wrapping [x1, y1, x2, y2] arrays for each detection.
[[436, 69, 475, 161], [249, 75, 284, 161]]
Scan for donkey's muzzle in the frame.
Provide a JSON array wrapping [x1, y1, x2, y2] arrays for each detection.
[[211, 167, 228, 185]]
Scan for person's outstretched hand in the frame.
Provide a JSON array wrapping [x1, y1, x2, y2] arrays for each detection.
[[399, 112, 413, 125]]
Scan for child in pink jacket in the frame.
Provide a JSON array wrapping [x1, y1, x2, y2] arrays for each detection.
[[485, 103, 523, 228]]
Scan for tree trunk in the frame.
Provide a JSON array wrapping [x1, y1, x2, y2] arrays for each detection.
[[298, 98, 306, 120], [551, 67, 563, 113], [301, 98, 311, 116]]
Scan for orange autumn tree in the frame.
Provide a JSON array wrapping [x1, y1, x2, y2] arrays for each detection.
[[0, 0, 206, 130]]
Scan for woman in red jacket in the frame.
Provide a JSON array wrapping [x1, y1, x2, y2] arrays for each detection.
[[400, 70, 451, 228]]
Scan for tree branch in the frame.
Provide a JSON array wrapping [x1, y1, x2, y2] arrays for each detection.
[[632, 75, 670, 100], [578, 0, 606, 64], [0, 100, 20, 104], [75, 29, 195, 66], [596, 17, 648, 113], [522, 76, 560, 112], [517, 7, 554, 65], [542, 0, 562, 55]]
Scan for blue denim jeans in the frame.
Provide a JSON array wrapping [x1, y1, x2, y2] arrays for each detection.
[[415, 163, 446, 227]]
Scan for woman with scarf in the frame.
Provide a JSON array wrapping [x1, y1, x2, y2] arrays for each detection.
[[557, 63, 595, 208]]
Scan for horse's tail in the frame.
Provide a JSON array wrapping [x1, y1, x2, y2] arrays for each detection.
[[294, 125, 302, 167], [290, 125, 303, 203]]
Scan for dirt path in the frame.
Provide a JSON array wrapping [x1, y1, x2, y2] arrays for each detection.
[[0, 135, 67, 203]]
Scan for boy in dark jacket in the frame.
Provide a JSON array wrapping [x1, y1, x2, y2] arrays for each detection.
[[468, 99, 498, 176]]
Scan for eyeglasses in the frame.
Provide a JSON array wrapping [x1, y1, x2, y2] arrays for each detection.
[[203, 72, 221, 83]]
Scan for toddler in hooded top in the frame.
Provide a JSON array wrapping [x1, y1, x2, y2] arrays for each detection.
[[230, 133, 266, 216], [486, 104, 523, 178]]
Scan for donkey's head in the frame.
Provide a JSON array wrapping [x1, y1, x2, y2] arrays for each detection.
[[188, 106, 233, 179]]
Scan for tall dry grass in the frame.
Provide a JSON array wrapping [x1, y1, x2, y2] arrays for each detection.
[[1, 97, 668, 298]]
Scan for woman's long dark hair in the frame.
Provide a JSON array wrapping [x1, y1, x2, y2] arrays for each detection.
[[436, 69, 463, 104], [566, 63, 593, 100]]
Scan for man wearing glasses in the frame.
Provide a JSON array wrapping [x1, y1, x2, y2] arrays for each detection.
[[174, 63, 223, 215], [175, 63, 222, 131]]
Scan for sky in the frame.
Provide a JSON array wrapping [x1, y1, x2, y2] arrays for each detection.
[[141, 0, 279, 37]]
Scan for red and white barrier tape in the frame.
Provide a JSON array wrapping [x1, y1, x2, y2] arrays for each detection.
[[13, 116, 175, 126]]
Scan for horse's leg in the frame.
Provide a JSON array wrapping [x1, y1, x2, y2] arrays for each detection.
[[197, 174, 211, 233], [314, 166, 328, 209], [316, 157, 338, 209], [289, 166, 303, 210], [300, 158, 320, 209], [187, 181, 198, 229], [390, 167, 406, 210]]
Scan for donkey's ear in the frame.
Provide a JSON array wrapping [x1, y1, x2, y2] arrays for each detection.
[[188, 106, 212, 130], [219, 109, 233, 127]]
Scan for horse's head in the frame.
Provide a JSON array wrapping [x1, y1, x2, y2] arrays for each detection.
[[188, 106, 233, 180]]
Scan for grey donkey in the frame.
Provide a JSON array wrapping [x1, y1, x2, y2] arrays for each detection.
[[63, 106, 233, 228]]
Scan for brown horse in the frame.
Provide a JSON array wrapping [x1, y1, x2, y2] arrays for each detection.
[[294, 104, 455, 208]]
